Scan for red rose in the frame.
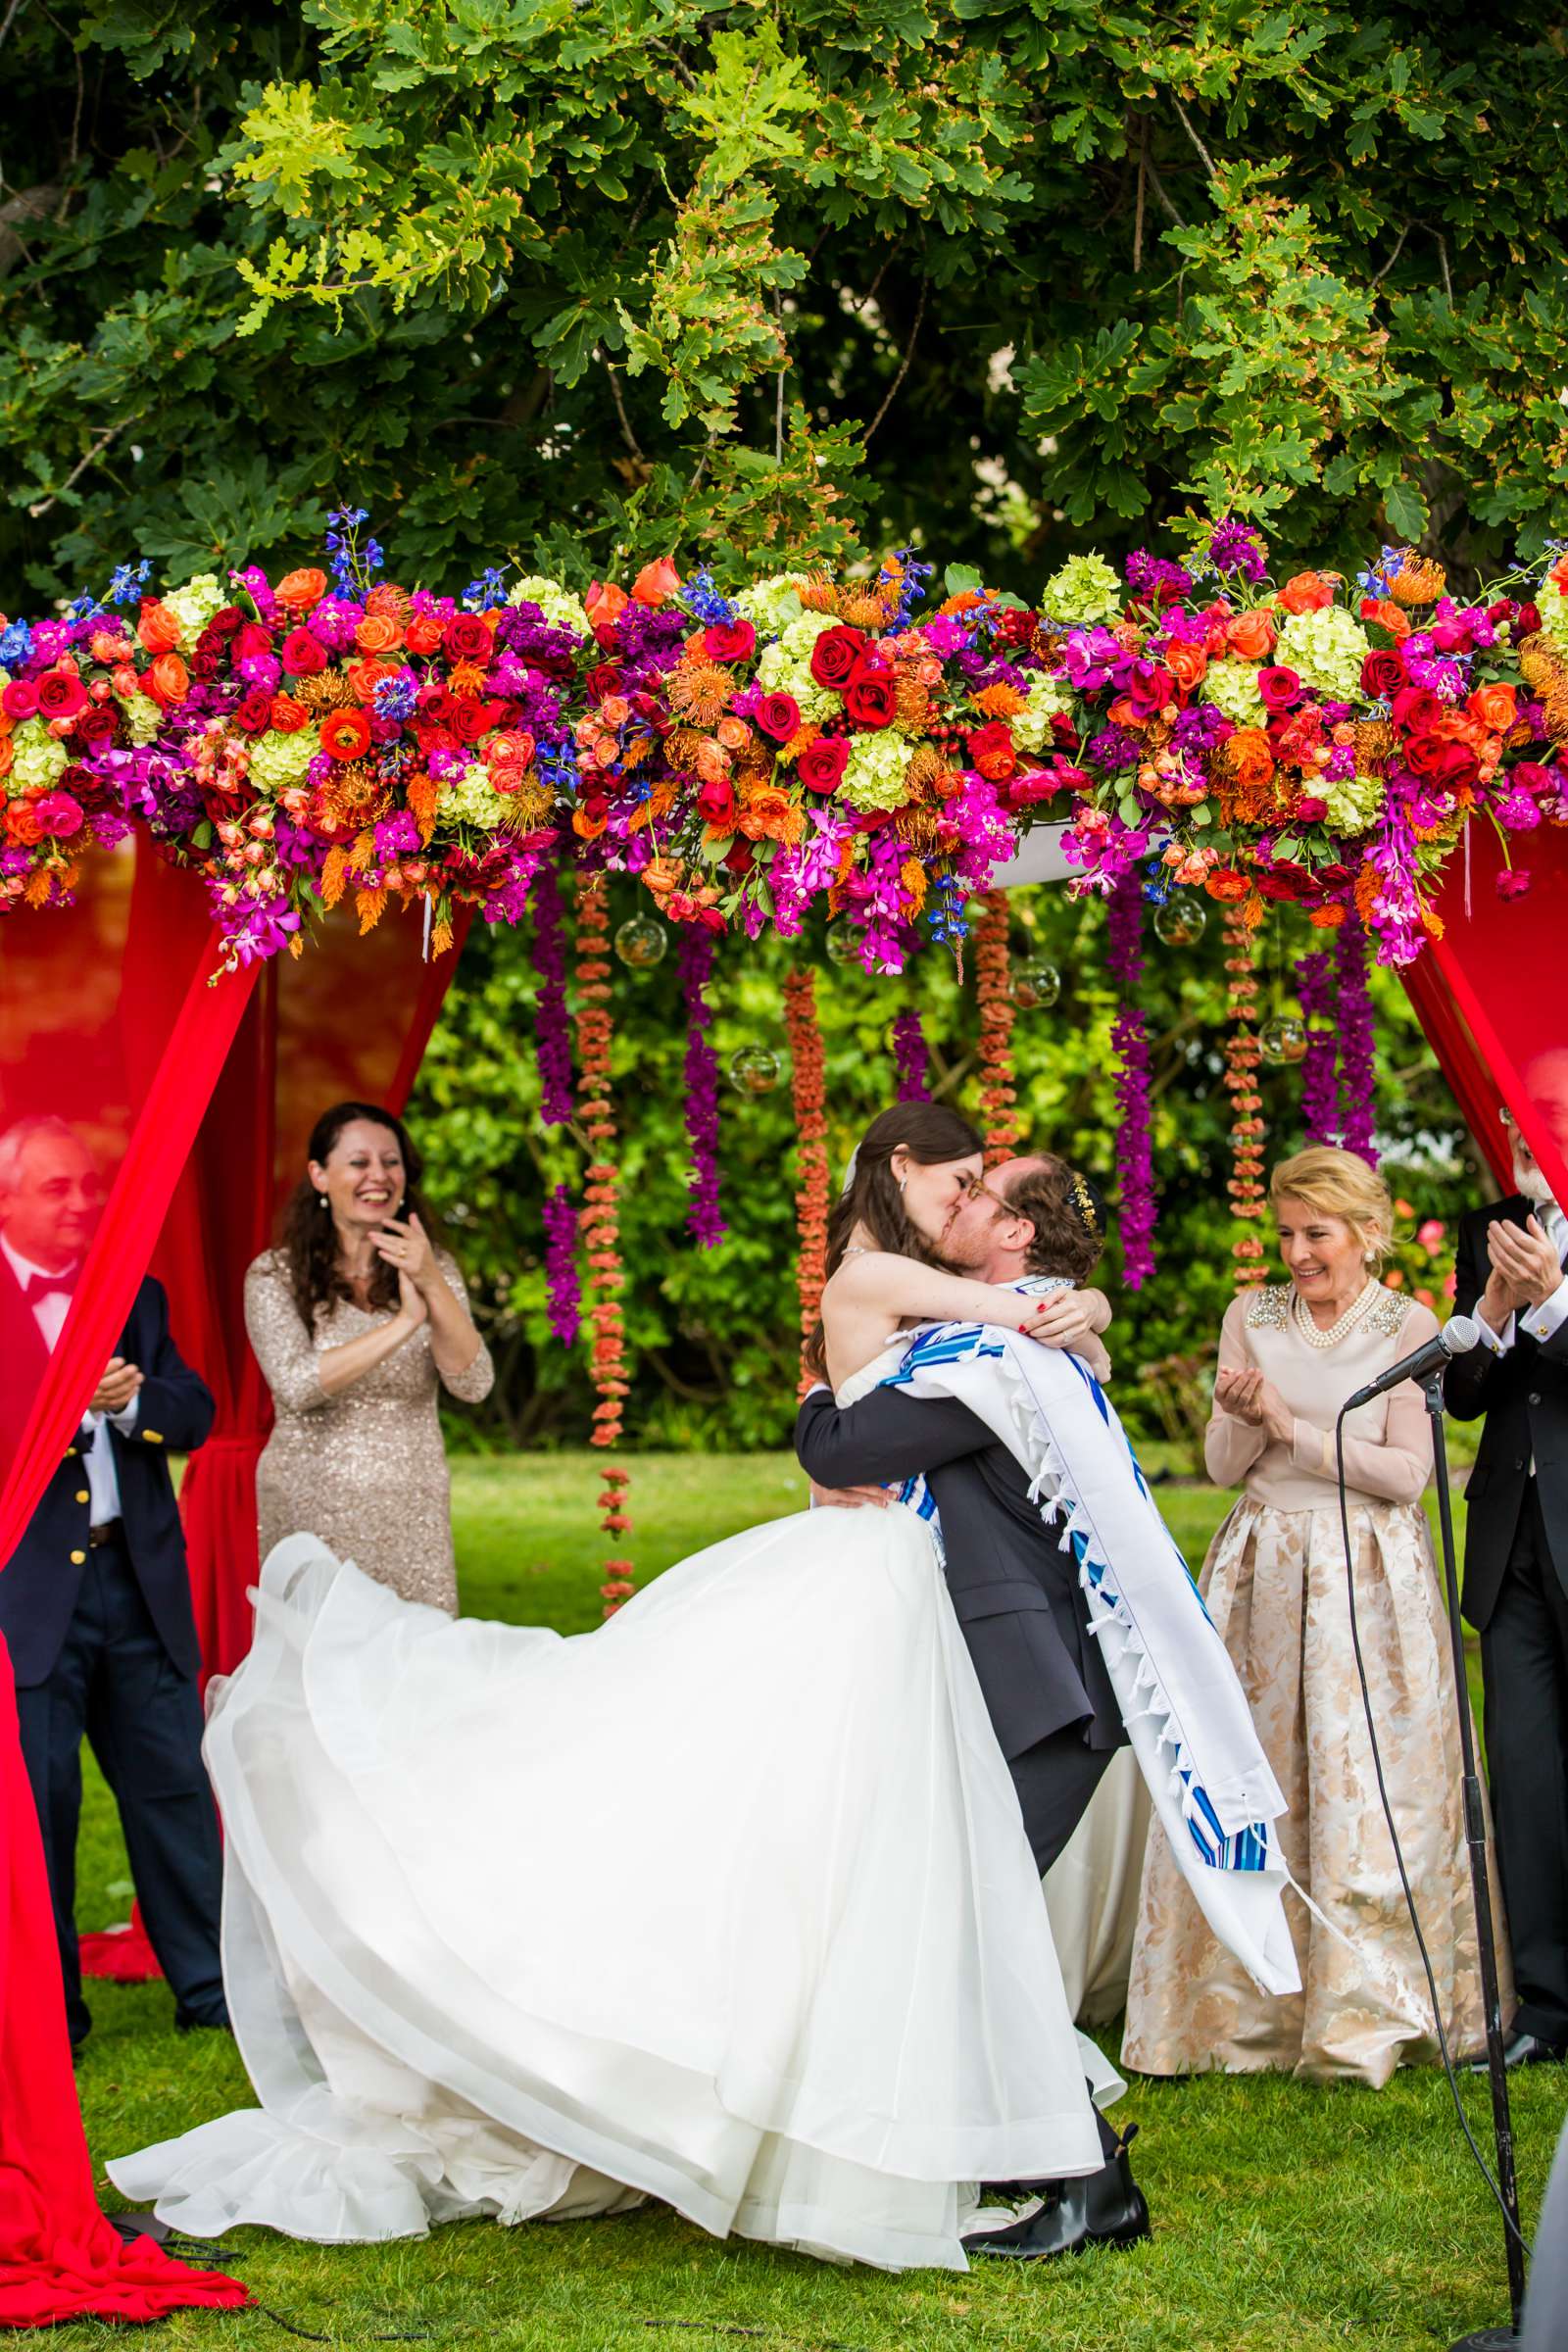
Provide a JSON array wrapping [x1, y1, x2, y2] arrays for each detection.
[[844, 670, 897, 729], [74, 706, 118, 749], [444, 613, 493, 663], [2, 680, 38, 720], [723, 838, 756, 877], [1360, 649, 1407, 700], [797, 735, 850, 792], [808, 626, 868, 692], [1510, 761, 1550, 795], [1124, 662, 1174, 720], [451, 698, 504, 744], [755, 692, 801, 743], [703, 619, 757, 665], [232, 690, 274, 736], [1294, 795, 1329, 822], [585, 662, 623, 700], [190, 649, 222, 683], [1391, 685, 1442, 736], [1433, 742, 1479, 792], [1403, 732, 1448, 779], [34, 670, 89, 722], [1516, 603, 1543, 639], [234, 622, 274, 662], [1257, 665, 1302, 712], [966, 720, 1017, 782], [280, 628, 327, 677], [1003, 766, 1064, 810], [697, 778, 736, 827], [209, 606, 245, 639]]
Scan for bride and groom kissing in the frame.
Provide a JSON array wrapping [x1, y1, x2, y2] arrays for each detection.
[[113, 1104, 1296, 2276]]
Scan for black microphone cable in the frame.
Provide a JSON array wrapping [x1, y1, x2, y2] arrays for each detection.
[[1334, 1408, 1533, 2262]]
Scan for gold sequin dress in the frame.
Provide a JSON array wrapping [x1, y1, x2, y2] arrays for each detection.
[[1122, 1280, 1507, 2086], [245, 1247, 494, 1615]]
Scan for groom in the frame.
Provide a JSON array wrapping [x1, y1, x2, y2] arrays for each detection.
[[795, 1152, 1147, 2261]]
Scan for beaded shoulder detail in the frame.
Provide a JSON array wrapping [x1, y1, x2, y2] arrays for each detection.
[[1361, 1286, 1412, 1341], [1244, 1285, 1293, 1330]]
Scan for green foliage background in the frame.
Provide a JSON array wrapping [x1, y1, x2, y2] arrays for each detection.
[[408, 888, 1480, 1451], [3, 1, 1567, 598]]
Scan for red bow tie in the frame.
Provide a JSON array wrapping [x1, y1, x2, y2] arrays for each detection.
[[22, 1269, 75, 1304]]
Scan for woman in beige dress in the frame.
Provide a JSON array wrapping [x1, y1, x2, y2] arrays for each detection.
[[245, 1101, 493, 1614], [1123, 1145, 1500, 2086]]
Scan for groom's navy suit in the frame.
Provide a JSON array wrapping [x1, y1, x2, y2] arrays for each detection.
[[795, 1383, 1126, 1875]]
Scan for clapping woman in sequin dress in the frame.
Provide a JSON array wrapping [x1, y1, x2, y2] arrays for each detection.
[[1123, 1146, 1504, 2085], [244, 1101, 493, 1615]]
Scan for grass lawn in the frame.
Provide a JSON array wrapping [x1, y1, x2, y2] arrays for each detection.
[[63, 1452, 1563, 2352]]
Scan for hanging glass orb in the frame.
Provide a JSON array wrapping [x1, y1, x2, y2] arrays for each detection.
[[728, 1044, 782, 1097], [1259, 1013, 1309, 1066], [614, 912, 668, 969], [825, 917, 861, 968], [1152, 895, 1207, 948], [1009, 957, 1061, 1011]]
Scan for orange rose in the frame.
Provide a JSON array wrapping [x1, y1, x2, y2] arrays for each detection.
[[631, 557, 681, 608], [136, 601, 181, 655], [1227, 728, 1275, 787], [1549, 555, 1568, 595], [1165, 640, 1208, 693], [585, 581, 630, 629], [144, 652, 190, 708], [271, 693, 311, 733], [572, 805, 609, 840], [89, 630, 129, 665], [404, 613, 446, 658], [1468, 682, 1517, 733], [347, 656, 397, 705], [487, 729, 535, 775], [0, 741, 12, 781], [1276, 570, 1337, 615], [6, 804, 42, 846], [694, 739, 732, 784], [599, 695, 631, 728], [1359, 595, 1412, 641], [1225, 608, 1277, 662], [275, 567, 328, 612], [716, 714, 752, 753], [355, 612, 403, 656]]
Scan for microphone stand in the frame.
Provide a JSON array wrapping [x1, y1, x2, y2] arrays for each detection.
[[1422, 1369, 1527, 2349]]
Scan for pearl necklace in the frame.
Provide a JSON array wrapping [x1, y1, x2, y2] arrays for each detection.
[[1292, 1277, 1380, 1351]]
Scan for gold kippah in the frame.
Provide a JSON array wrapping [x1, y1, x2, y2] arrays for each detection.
[[1069, 1171, 1101, 1241]]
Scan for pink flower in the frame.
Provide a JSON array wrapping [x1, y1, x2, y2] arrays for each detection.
[[33, 790, 84, 837], [1417, 1218, 1446, 1251], [1496, 869, 1533, 901]]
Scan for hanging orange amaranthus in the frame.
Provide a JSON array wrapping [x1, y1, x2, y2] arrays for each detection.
[[784, 966, 830, 1393], [974, 891, 1020, 1166], [1223, 906, 1268, 1284], [574, 874, 634, 1612]]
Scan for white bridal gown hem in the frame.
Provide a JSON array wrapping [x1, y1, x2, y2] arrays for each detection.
[[112, 1479, 1119, 2273]]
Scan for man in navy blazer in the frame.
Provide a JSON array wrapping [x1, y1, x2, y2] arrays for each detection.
[[0, 1114, 226, 2050]]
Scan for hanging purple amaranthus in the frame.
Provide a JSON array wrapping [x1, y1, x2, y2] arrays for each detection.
[[1106, 875, 1156, 1288], [542, 1183, 580, 1346], [530, 854, 573, 1125], [1334, 914, 1379, 1166], [893, 1007, 930, 1102], [1294, 948, 1340, 1147], [678, 926, 726, 1248]]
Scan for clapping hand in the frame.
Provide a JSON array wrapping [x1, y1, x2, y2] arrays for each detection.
[[1215, 1365, 1294, 1446], [88, 1356, 143, 1416], [1483, 1214, 1562, 1323], [375, 1213, 437, 1296]]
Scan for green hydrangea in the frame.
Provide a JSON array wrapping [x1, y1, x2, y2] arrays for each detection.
[[756, 613, 840, 722], [162, 573, 226, 651], [248, 723, 321, 794], [10, 720, 67, 793], [440, 761, 509, 832], [1041, 553, 1121, 626], [508, 575, 591, 639], [733, 573, 807, 638], [840, 732, 912, 812], [1200, 659, 1268, 728], [1537, 578, 1568, 654], [1322, 772, 1387, 835], [1277, 605, 1372, 702], [125, 694, 165, 748], [1010, 673, 1073, 754]]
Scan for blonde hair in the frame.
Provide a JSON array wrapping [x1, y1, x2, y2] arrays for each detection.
[[1269, 1146, 1395, 1267]]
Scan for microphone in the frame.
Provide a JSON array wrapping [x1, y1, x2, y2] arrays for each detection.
[[1341, 1314, 1481, 1413]]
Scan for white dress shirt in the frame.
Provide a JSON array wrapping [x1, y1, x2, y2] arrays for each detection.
[[1, 1234, 137, 1527], [1474, 1198, 1568, 1357]]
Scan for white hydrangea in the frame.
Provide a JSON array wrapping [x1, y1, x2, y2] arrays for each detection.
[[840, 731, 913, 812], [1010, 672, 1074, 754], [440, 760, 509, 832], [732, 573, 807, 638], [248, 724, 321, 794], [10, 720, 67, 794], [508, 574, 592, 640], [162, 573, 227, 651], [1200, 658, 1268, 728], [1537, 578, 1568, 654], [1276, 605, 1372, 702], [1041, 553, 1122, 626]]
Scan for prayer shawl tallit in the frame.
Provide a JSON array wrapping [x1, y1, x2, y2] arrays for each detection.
[[881, 1308, 1301, 1998]]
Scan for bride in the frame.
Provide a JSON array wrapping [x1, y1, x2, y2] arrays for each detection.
[[110, 1105, 1122, 2274]]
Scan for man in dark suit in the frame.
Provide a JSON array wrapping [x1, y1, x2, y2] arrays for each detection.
[[0, 1115, 226, 2050], [1446, 1100, 1568, 2068], [796, 1154, 1145, 2261]]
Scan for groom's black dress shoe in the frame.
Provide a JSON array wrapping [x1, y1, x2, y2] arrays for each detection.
[[1468, 2030, 1566, 2072], [964, 2127, 1150, 2262]]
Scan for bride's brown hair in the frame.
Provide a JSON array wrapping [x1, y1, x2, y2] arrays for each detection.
[[802, 1103, 984, 1380]]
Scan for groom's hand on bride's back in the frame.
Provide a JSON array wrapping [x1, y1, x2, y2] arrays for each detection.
[[808, 1478, 891, 1510]]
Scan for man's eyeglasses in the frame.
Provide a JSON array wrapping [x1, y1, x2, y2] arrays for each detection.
[[963, 1173, 1011, 1213]]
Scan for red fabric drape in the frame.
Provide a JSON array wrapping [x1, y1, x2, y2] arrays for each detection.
[[0, 845, 252, 2323], [1401, 825, 1568, 1208]]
